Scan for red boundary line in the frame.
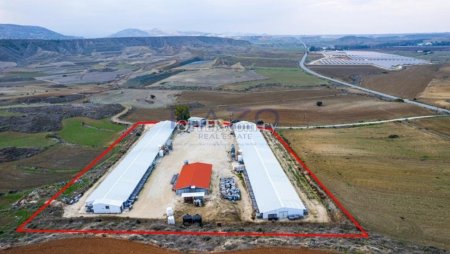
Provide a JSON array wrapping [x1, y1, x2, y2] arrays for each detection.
[[16, 121, 368, 238]]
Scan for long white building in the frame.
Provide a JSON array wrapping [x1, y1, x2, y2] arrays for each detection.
[[233, 121, 307, 219], [85, 120, 176, 213]]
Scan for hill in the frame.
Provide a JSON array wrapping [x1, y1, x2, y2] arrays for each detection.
[[0, 24, 77, 40], [0, 36, 251, 63], [110, 28, 150, 38]]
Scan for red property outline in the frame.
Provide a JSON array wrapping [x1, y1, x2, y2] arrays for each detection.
[[17, 121, 368, 238]]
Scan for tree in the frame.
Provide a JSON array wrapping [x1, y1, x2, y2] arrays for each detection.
[[174, 105, 190, 121], [316, 101, 323, 107], [150, 94, 156, 99]]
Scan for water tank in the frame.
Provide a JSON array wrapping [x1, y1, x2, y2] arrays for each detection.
[[237, 155, 243, 163], [166, 207, 174, 216], [193, 214, 202, 224], [167, 215, 175, 225], [159, 150, 164, 157], [183, 214, 193, 225]]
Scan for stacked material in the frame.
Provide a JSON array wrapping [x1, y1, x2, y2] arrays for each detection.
[[220, 177, 241, 201]]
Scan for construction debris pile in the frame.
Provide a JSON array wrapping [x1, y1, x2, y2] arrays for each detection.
[[220, 177, 241, 201]]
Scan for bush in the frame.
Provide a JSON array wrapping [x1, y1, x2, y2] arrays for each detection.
[[174, 105, 190, 121], [388, 134, 399, 139], [316, 101, 323, 106]]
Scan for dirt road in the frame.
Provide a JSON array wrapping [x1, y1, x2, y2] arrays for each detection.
[[110, 104, 133, 125]]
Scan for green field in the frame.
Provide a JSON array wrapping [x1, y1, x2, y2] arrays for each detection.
[[59, 117, 125, 147], [281, 121, 450, 249], [0, 191, 30, 237], [223, 67, 327, 91], [0, 132, 58, 149], [0, 110, 20, 117], [0, 71, 45, 82]]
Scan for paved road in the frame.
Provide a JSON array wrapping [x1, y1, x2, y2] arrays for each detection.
[[299, 43, 450, 115], [276, 115, 447, 130]]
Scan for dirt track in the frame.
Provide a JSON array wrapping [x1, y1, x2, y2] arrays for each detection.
[[0, 238, 335, 254]]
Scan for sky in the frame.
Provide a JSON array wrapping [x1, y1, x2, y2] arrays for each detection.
[[0, 0, 449, 38]]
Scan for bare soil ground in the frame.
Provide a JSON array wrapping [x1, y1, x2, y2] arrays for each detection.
[[281, 121, 450, 249], [362, 65, 440, 99], [310, 64, 449, 102], [176, 89, 432, 125], [124, 88, 432, 126], [411, 116, 450, 138], [89, 89, 180, 109], [150, 68, 266, 89], [218, 50, 304, 68], [0, 237, 335, 254], [308, 65, 385, 84], [417, 65, 450, 109], [0, 83, 107, 102]]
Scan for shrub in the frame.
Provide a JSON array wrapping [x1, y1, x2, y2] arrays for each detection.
[[388, 134, 399, 139]]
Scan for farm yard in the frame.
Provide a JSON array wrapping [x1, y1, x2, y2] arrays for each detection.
[[63, 125, 254, 222], [63, 122, 331, 224]]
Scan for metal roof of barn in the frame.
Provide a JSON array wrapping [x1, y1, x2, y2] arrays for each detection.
[[174, 162, 212, 190], [233, 121, 306, 214], [85, 120, 176, 208]]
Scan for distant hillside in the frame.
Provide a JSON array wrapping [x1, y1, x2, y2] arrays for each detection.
[[110, 28, 150, 38], [110, 28, 213, 37], [0, 24, 78, 40], [304, 33, 450, 49], [0, 36, 251, 63]]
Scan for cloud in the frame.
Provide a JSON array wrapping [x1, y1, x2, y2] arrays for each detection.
[[0, 0, 449, 37]]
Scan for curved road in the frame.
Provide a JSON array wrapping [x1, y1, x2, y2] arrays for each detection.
[[299, 43, 450, 115], [111, 105, 133, 125]]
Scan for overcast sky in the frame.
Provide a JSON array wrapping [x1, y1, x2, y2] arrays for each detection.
[[0, 0, 449, 38]]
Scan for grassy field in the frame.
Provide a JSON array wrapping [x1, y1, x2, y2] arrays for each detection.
[[59, 117, 125, 147], [281, 121, 450, 248], [0, 191, 31, 238], [0, 71, 45, 82], [222, 67, 327, 91], [0, 110, 20, 117], [0, 132, 58, 149]]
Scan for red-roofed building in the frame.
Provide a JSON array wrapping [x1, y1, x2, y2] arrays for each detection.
[[174, 162, 212, 195]]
